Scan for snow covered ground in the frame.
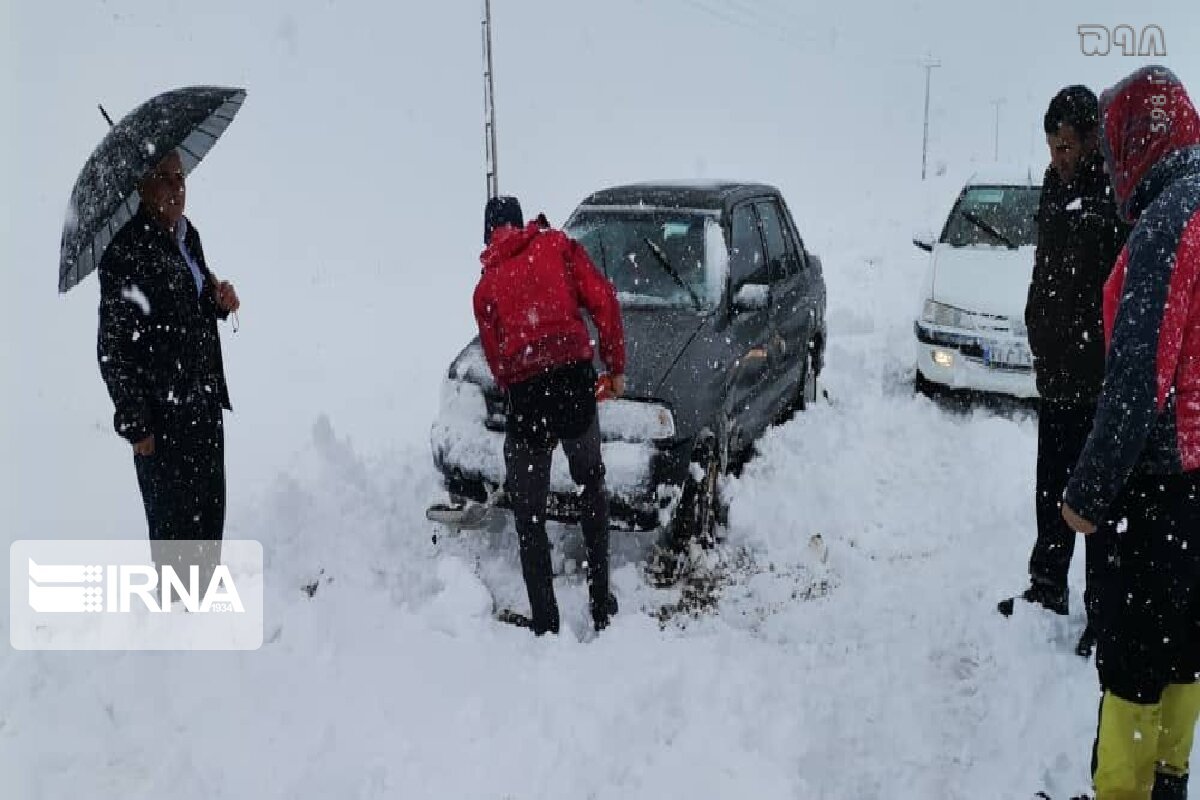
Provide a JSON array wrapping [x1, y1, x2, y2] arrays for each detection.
[[6, 1, 1200, 798]]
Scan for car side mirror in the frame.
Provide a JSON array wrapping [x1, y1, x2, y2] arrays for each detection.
[[732, 283, 769, 313], [912, 230, 936, 252]]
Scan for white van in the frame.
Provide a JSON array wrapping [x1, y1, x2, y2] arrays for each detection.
[[912, 167, 1042, 399]]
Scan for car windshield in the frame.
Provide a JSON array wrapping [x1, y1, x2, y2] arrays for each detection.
[[940, 185, 1041, 248], [565, 211, 723, 308]]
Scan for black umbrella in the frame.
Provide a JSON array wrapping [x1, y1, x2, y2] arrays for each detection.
[[58, 85, 247, 293]]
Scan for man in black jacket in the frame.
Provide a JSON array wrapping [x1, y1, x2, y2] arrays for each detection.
[[97, 150, 240, 601], [998, 86, 1128, 655]]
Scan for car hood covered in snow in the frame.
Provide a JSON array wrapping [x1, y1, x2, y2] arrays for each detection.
[[930, 244, 1035, 320]]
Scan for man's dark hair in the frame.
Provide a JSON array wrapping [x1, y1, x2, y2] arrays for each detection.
[[484, 195, 524, 244], [1044, 85, 1099, 136]]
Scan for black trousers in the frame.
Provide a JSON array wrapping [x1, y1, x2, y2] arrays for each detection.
[[1028, 398, 1109, 618], [504, 413, 609, 635], [1096, 470, 1200, 703], [133, 399, 225, 601]]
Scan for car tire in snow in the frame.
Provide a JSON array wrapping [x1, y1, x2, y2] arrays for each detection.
[[785, 347, 820, 416], [798, 350, 819, 411], [667, 434, 724, 550], [649, 433, 726, 588]]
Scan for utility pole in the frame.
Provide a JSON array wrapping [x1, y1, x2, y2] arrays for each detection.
[[921, 56, 941, 180], [481, 0, 499, 199], [990, 98, 1005, 162]]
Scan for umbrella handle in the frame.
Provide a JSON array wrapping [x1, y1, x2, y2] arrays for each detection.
[[231, 311, 240, 333]]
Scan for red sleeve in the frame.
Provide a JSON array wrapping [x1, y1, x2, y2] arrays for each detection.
[[472, 279, 505, 388], [567, 239, 626, 376]]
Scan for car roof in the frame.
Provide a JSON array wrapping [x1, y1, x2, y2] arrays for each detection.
[[576, 181, 781, 212], [965, 164, 1044, 187]]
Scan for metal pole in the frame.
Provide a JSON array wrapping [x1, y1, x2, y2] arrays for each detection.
[[994, 103, 999, 161], [991, 98, 1004, 162], [482, 0, 499, 199], [921, 57, 940, 180]]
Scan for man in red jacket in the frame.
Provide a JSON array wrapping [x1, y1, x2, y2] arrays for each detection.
[[473, 196, 627, 635], [1061, 66, 1200, 800]]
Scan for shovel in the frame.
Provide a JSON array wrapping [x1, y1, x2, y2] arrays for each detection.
[[425, 486, 506, 530]]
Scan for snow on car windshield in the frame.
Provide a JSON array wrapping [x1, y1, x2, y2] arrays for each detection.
[[566, 211, 722, 308], [940, 186, 1041, 248]]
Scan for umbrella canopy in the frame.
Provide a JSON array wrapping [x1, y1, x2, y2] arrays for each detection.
[[58, 85, 246, 293]]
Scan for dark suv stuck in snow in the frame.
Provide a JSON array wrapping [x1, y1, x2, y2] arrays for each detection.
[[431, 182, 827, 543]]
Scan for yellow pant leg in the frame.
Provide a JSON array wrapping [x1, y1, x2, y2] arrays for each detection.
[[1156, 682, 1200, 778], [1095, 691, 1162, 800]]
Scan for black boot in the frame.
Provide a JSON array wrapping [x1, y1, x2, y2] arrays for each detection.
[[515, 527, 561, 636], [1075, 624, 1097, 658], [1152, 770, 1188, 800], [998, 581, 1069, 617], [591, 591, 618, 633]]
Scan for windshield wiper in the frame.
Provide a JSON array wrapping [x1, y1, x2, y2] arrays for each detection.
[[962, 211, 1018, 250], [597, 237, 609, 278], [642, 237, 703, 310]]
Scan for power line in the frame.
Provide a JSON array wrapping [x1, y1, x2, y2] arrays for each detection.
[[725, 0, 814, 38], [674, 0, 810, 47], [670, 0, 912, 64]]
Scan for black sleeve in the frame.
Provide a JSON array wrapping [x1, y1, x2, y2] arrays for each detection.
[[1064, 220, 1172, 522], [1035, 169, 1070, 244], [96, 240, 154, 443], [1027, 168, 1060, 351]]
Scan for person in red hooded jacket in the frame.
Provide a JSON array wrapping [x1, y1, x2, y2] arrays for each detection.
[[1059, 66, 1200, 800], [473, 195, 626, 635]]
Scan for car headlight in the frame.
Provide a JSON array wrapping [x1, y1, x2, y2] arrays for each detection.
[[598, 399, 676, 442], [921, 300, 976, 330]]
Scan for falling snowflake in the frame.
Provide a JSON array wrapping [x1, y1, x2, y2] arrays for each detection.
[[121, 284, 151, 315]]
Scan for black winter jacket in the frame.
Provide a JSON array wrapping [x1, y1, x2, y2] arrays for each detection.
[[1026, 151, 1129, 403], [97, 209, 231, 444]]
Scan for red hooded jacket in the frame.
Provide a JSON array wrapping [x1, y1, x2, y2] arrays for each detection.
[[1065, 65, 1200, 521], [473, 222, 625, 390]]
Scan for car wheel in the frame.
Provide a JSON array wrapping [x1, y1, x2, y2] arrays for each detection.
[[667, 436, 723, 550], [787, 349, 819, 415], [799, 351, 818, 410]]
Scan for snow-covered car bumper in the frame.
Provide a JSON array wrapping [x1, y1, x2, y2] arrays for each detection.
[[430, 380, 692, 530], [914, 322, 1038, 399]]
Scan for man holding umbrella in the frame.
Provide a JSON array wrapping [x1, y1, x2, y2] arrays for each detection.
[[61, 86, 246, 601], [97, 149, 239, 596]]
